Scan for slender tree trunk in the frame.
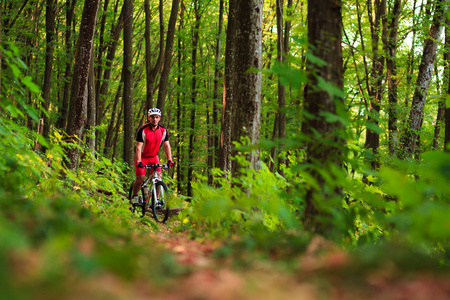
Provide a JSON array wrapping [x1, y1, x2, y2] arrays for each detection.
[[228, 0, 263, 179], [25, 4, 41, 130], [65, 0, 101, 170], [42, 0, 57, 138], [95, 0, 110, 113], [207, 102, 213, 185], [86, 47, 96, 160], [383, 0, 402, 156], [123, 0, 134, 167], [104, 76, 123, 158], [112, 104, 123, 162], [57, 0, 77, 130], [97, 8, 124, 127], [277, 0, 287, 175], [405, 0, 419, 107], [218, 0, 234, 176], [272, 0, 286, 175], [433, 100, 445, 150], [446, 16, 450, 152], [364, 0, 386, 170], [210, 0, 224, 184], [145, 0, 164, 111], [401, 0, 446, 159], [356, 0, 371, 98], [303, 0, 345, 233], [156, 0, 181, 119], [187, 0, 200, 198], [176, 1, 185, 194], [0, 0, 2, 97]]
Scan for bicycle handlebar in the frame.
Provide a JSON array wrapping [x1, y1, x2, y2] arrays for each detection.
[[141, 163, 170, 169]]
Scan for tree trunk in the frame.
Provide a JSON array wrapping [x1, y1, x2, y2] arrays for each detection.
[[25, 3, 41, 130], [86, 47, 96, 160], [218, 0, 235, 175], [97, 8, 124, 127], [57, 0, 77, 130], [446, 16, 450, 152], [187, 0, 200, 198], [228, 0, 263, 179], [433, 101, 445, 150], [303, 0, 344, 233], [112, 103, 124, 162], [364, 0, 386, 170], [156, 0, 181, 119], [383, 0, 402, 156], [65, 0, 100, 170], [401, 0, 446, 159], [122, 0, 134, 167], [271, 0, 287, 175], [0, 1, 2, 97], [176, 1, 185, 194], [104, 75, 123, 158], [42, 0, 57, 138], [207, 102, 213, 185], [95, 0, 110, 117], [145, 0, 164, 111], [210, 0, 224, 184], [405, 0, 419, 108]]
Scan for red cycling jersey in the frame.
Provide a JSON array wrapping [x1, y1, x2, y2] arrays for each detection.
[[136, 123, 169, 158], [134, 123, 169, 177]]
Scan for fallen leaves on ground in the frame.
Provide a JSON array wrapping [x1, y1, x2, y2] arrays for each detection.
[[145, 225, 450, 300]]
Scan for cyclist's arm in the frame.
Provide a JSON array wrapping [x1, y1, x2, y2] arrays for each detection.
[[135, 141, 144, 164], [163, 140, 172, 162]]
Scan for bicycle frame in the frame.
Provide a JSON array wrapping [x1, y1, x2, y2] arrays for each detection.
[[142, 164, 166, 201], [129, 163, 170, 222]]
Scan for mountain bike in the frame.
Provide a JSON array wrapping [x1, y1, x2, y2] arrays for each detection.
[[128, 163, 170, 223]]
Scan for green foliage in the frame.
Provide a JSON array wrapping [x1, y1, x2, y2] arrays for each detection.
[[0, 46, 185, 299], [177, 162, 300, 237], [0, 42, 43, 124], [348, 152, 450, 255], [0, 127, 186, 298]]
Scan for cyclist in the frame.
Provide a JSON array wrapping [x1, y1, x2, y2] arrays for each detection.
[[130, 107, 174, 204]]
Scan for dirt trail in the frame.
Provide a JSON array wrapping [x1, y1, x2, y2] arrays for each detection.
[[147, 223, 450, 300]]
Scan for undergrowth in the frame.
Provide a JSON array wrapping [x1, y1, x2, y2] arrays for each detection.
[[175, 143, 450, 269], [0, 119, 188, 299]]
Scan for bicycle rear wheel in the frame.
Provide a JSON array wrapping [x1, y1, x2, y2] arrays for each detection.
[[151, 181, 170, 223]]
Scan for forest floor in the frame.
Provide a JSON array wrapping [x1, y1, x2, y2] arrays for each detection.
[[116, 220, 450, 300]]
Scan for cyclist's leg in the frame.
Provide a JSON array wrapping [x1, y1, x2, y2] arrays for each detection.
[[132, 176, 145, 196], [132, 157, 146, 196]]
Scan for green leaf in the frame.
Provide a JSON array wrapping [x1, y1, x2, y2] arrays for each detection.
[[9, 42, 20, 56], [317, 76, 346, 99], [366, 122, 384, 135], [22, 76, 42, 94], [9, 63, 21, 78], [320, 111, 349, 126], [36, 134, 49, 148], [102, 157, 112, 166], [305, 51, 327, 67]]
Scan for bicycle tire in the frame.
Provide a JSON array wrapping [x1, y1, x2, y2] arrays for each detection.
[[151, 181, 170, 223]]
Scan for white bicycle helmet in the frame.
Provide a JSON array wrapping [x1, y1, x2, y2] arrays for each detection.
[[148, 107, 161, 116]]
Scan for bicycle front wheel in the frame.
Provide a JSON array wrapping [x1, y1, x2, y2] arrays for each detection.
[[151, 181, 170, 223]]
